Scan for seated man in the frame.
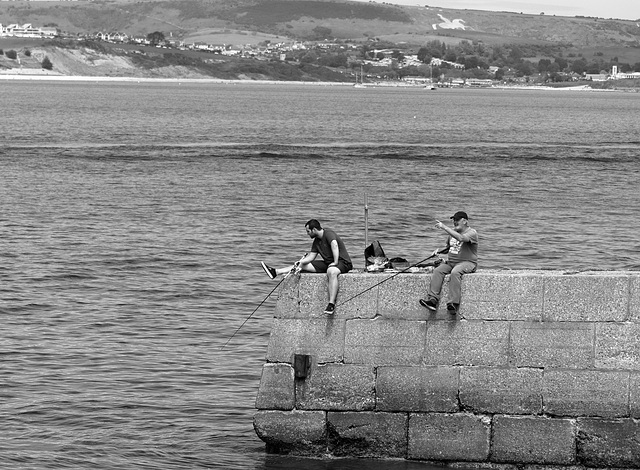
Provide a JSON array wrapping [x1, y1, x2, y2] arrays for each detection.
[[420, 211, 478, 315], [261, 219, 352, 315]]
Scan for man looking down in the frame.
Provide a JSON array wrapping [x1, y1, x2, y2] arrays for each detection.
[[261, 219, 352, 315]]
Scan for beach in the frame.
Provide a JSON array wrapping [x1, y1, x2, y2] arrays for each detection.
[[1, 71, 634, 92]]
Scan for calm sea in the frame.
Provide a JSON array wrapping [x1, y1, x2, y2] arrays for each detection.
[[1, 80, 639, 469]]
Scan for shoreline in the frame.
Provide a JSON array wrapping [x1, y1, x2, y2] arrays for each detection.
[[0, 72, 353, 86], [0, 73, 634, 92]]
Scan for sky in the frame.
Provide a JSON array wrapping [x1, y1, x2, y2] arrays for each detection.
[[351, 0, 640, 21]]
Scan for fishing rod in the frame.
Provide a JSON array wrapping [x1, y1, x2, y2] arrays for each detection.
[[220, 254, 307, 350], [364, 193, 369, 249], [336, 252, 441, 309]]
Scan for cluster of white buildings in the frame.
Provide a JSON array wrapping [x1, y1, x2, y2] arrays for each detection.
[[609, 65, 640, 80], [91, 31, 313, 59], [584, 65, 640, 81], [0, 23, 57, 38]]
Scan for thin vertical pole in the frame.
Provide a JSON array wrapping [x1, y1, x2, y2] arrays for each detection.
[[364, 193, 369, 248]]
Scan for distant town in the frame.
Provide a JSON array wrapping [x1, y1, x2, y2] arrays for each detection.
[[2, 21, 640, 85]]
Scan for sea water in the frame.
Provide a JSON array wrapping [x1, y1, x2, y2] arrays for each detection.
[[1, 81, 639, 469]]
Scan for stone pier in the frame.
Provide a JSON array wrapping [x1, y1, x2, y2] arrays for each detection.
[[253, 270, 640, 468]]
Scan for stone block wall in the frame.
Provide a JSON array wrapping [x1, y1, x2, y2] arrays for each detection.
[[254, 271, 640, 468]]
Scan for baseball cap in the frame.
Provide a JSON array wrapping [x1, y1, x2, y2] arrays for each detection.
[[450, 211, 468, 221]]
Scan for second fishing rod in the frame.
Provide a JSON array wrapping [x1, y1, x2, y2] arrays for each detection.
[[335, 252, 442, 309]]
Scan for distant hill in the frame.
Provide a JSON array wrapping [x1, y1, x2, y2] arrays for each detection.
[[1, 0, 639, 55]]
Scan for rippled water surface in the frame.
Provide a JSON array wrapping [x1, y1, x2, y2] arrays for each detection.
[[1, 81, 639, 469]]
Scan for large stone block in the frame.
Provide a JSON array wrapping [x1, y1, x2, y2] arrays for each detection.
[[327, 411, 408, 458], [577, 418, 640, 468], [630, 276, 640, 323], [266, 318, 346, 364], [376, 366, 459, 412], [344, 318, 426, 366], [424, 320, 510, 366], [255, 363, 295, 410], [274, 274, 300, 318], [542, 273, 629, 322], [595, 322, 640, 370], [510, 321, 594, 368], [459, 367, 542, 415], [491, 415, 576, 465], [298, 274, 329, 318], [630, 373, 640, 417], [462, 272, 544, 321], [543, 369, 629, 418], [430, 275, 453, 316], [253, 410, 326, 455], [296, 364, 375, 411], [334, 273, 385, 319], [377, 274, 433, 319], [299, 274, 379, 319], [408, 412, 490, 461]]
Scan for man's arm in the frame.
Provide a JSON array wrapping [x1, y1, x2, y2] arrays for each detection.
[[435, 220, 474, 243], [300, 252, 318, 266], [329, 240, 340, 266]]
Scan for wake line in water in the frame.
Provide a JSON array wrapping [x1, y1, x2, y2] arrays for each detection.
[[237, 142, 640, 150], [3, 142, 639, 165], [4, 140, 640, 151]]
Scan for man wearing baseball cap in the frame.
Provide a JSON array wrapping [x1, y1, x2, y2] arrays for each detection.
[[419, 211, 478, 315]]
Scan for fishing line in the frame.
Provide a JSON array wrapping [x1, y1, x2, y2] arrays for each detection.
[[220, 254, 307, 350], [219, 277, 285, 350], [336, 253, 440, 309]]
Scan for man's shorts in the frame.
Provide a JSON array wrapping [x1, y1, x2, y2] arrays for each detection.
[[311, 259, 352, 274]]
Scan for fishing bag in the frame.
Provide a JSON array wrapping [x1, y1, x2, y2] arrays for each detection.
[[364, 240, 386, 266]]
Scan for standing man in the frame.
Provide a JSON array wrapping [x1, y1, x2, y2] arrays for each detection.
[[261, 219, 352, 315], [419, 211, 478, 315]]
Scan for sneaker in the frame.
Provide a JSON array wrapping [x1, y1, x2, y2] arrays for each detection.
[[419, 298, 437, 311], [261, 261, 277, 279], [447, 303, 459, 315], [324, 303, 335, 315]]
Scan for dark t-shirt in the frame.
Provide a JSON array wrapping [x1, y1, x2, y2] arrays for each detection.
[[311, 228, 351, 264]]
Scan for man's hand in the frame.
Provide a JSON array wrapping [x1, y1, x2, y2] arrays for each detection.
[[435, 219, 445, 230]]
